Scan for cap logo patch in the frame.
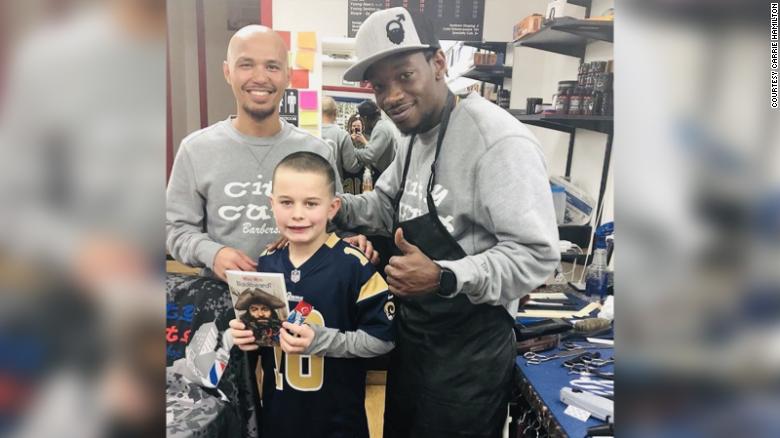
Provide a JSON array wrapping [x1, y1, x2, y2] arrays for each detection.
[[385, 14, 406, 45]]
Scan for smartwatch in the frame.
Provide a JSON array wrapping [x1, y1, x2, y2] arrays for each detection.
[[437, 267, 458, 298]]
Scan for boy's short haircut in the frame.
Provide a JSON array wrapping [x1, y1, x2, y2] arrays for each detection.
[[273, 151, 336, 196], [322, 96, 338, 118]]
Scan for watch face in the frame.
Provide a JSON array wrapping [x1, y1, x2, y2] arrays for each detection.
[[440, 269, 457, 295]]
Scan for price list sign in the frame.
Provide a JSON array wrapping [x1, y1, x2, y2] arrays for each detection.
[[348, 0, 485, 41]]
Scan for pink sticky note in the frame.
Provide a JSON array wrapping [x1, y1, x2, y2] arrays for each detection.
[[299, 90, 318, 110]]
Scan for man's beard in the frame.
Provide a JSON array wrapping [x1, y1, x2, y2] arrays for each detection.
[[242, 103, 276, 122], [385, 103, 440, 135], [402, 111, 437, 135]]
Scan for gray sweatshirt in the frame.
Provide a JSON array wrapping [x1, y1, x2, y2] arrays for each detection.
[[305, 325, 394, 358], [335, 93, 560, 316], [321, 122, 362, 178], [353, 118, 397, 172], [166, 117, 340, 275]]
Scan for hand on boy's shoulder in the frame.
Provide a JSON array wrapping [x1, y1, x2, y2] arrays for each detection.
[[342, 234, 380, 265], [213, 247, 257, 281], [265, 236, 289, 253]]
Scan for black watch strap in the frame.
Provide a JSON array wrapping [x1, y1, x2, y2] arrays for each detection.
[[437, 267, 458, 298]]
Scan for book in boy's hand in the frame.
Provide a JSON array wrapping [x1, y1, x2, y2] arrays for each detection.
[[225, 270, 289, 347]]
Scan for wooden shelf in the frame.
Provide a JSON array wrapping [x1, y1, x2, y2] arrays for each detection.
[[508, 111, 613, 134], [513, 17, 613, 58], [552, 18, 613, 43], [461, 65, 512, 85], [567, 0, 592, 8], [463, 41, 509, 54]]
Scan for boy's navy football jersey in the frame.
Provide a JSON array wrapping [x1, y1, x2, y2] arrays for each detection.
[[257, 233, 394, 438]]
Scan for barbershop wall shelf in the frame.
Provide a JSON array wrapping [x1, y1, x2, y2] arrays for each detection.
[[463, 41, 509, 53], [461, 65, 512, 85], [508, 112, 613, 135], [513, 17, 613, 58]]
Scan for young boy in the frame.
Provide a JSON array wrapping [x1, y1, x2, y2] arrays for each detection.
[[229, 151, 395, 438]]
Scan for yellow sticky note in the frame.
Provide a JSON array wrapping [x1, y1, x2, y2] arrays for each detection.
[[300, 110, 319, 126], [297, 32, 317, 49], [295, 50, 315, 70]]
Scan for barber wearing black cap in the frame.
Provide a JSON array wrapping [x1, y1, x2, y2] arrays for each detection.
[[351, 99, 398, 180], [335, 6, 560, 438]]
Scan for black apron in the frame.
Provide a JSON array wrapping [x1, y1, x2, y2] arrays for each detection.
[[383, 93, 516, 438]]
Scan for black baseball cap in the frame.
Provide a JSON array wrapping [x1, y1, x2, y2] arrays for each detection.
[[357, 100, 380, 118]]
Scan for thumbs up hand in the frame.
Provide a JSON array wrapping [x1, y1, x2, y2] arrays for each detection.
[[384, 228, 441, 297]]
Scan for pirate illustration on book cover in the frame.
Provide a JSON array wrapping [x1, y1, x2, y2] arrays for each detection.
[[234, 288, 285, 346]]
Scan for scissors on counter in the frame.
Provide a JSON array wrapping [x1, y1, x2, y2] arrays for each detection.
[[523, 348, 587, 365]]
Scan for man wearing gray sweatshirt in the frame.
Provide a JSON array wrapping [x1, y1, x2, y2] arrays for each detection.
[[320, 96, 362, 181], [337, 8, 560, 438], [166, 26, 345, 281], [350, 100, 398, 176]]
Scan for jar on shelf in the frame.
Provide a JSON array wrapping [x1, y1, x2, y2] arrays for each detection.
[[585, 62, 595, 88], [553, 80, 577, 115], [568, 86, 584, 115], [594, 72, 613, 93], [498, 89, 511, 109], [594, 72, 613, 116], [592, 61, 608, 73], [600, 89, 613, 116]]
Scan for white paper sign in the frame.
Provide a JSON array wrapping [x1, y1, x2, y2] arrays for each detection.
[[564, 404, 591, 422]]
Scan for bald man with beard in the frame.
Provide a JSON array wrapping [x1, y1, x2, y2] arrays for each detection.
[[167, 26, 376, 281]]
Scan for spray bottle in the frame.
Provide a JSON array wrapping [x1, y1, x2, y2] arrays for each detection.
[[585, 222, 613, 301], [362, 167, 373, 192]]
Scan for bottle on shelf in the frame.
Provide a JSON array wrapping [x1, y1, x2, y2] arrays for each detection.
[[585, 222, 614, 301], [361, 167, 373, 192], [585, 247, 608, 299]]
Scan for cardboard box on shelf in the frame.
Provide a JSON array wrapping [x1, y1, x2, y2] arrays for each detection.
[[513, 14, 544, 41], [473, 52, 498, 65]]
